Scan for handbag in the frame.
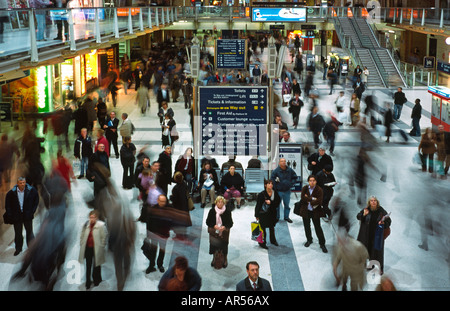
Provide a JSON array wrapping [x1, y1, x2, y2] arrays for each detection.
[[251, 221, 264, 243], [212, 250, 225, 269], [260, 202, 270, 214], [186, 191, 195, 211], [293, 201, 301, 216]]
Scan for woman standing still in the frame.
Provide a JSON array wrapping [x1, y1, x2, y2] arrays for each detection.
[[356, 196, 391, 274], [79, 210, 108, 290], [255, 180, 280, 249], [206, 196, 233, 269]]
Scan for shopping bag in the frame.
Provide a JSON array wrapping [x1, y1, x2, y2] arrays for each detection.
[[283, 94, 292, 103], [413, 152, 424, 165], [251, 221, 264, 243]]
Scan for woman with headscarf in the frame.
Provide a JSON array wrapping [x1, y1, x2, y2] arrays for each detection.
[[206, 196, 233, 269]]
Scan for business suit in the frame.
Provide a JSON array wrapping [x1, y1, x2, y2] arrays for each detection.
[[298, 184, 326, 247], [104, 117, 120, 158], [236, 277, 272, 291]]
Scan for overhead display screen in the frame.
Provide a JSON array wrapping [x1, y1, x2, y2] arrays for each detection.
[[251, 7, 307, 22], [215, 39, 246, 69]]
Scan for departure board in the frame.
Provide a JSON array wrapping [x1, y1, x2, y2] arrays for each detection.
[[215, 39, 246, 69], [199, 86, 268, 156]]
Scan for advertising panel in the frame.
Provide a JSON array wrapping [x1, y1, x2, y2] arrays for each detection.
[[251, 7, 307, 22]]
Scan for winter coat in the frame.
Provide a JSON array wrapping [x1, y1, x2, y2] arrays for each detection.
[[254, 190, 280, 229], [297, 184, 324, 218], [78, 220, 108, 267], [3, 184, 39, 224], [418, 133, 436, 155], [120, 143, 136, 167], [220, 172, 244, 193], [270, 166, 297, 192], [74, 135, 93, 159]]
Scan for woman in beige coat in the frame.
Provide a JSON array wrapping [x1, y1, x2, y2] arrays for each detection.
[[79, 210, 108, 289]]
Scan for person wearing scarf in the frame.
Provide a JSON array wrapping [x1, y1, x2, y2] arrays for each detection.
[[206, 196, 233, 268]]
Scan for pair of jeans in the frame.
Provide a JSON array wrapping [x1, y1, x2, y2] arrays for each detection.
[[411, 117, 421, 136], [394, 104, 403, 120], [277, 191, 291, 220], [80, 157, 89, 176]]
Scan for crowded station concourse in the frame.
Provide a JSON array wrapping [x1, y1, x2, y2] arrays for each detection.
[[0, 4, 449, 297]]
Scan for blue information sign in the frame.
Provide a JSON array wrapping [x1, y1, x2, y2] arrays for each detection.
[[215, 39, 246, 69], [251, 7, 307, 22], [199, 86, 268, 156]]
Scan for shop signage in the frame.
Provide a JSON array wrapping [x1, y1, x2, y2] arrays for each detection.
[[437, 60, 450, 75]]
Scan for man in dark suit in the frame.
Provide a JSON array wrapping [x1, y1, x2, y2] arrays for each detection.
[[297, 175, 327, 253], [3, 177, 39, 256], [236, 261, 272, 291], [103, 111, 120, 159], [157, 83, 171, 109]]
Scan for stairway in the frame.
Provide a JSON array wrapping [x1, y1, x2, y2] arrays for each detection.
[[333, 16, 406, 88]]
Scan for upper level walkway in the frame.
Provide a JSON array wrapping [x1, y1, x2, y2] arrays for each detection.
[[1, 6, 450, 74]]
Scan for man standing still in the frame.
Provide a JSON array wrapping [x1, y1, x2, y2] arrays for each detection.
[[3, 177, 39, 256], [410, 99, 422, 137], [104, 111, 120, 159], [393, 87, 407, 121], [236, 261, 272, 291], [270, 158, 297, 223]]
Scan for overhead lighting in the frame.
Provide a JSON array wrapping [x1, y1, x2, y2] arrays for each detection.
[[446, 37, 450, 45]]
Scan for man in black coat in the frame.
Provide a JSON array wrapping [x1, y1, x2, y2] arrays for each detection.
[[315, 165, 337, 220], [308, 106, 326, 149], [410, 98, 422, 137], [307, 147, 334, 176], [157, 146, 173, 196], [393, 87, 407, 121], [103, 111, 120, 159], [3, 177, 39, 256], [157, 83, 171, 109], [236, 261, 272, 291]]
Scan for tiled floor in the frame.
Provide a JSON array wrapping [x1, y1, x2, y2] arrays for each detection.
[[0, 48, 449, 292]]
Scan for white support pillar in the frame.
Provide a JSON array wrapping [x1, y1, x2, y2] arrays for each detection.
[[156, 7, 160, 26], [139, 8, 144, 31], [399, 8, 403, 24], [29, 10, 38, 62], [161, 7, 165, 24], [95, 8, 101, 43], [114, 8, 119, 38], [128, 8, 133, 34], [410, 9, 413, 25], [148, 7, 152, 28], [440, 9, 444, 28], [421, 9, 425, 26], [68, 8, 76, 51]]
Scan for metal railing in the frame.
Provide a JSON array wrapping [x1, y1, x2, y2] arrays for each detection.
[[1, 6, 450, 68]]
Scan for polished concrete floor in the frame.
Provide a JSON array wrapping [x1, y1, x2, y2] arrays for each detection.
[[0, 48, 449, 292]]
